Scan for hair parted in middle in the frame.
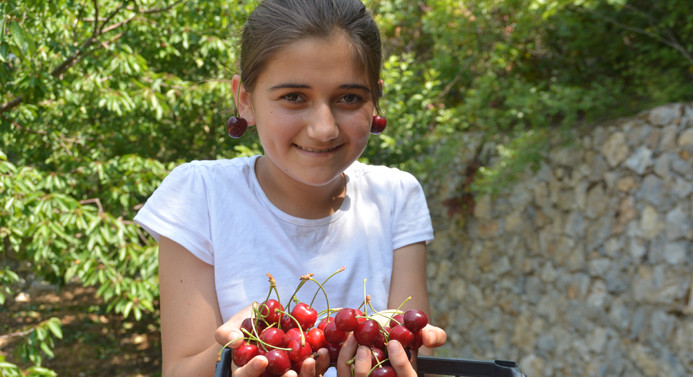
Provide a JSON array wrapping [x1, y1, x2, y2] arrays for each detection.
[[239, 0, 383, 113]]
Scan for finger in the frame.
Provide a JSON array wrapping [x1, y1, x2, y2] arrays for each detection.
[[353, 346, 372, 377], [421, 325, 447, 349], [387, 340, 417, 377], [297, 356, 317, 377], [215, 304, 254, 347], [233, 355, 269, 377], [314, 348, 331, 376], [336, 334, 358, 376]]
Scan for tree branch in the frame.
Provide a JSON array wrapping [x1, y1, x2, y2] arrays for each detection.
[[0, 0, 187, 115], [576, 6, 693, 66]]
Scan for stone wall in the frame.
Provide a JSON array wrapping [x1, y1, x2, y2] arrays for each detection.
[[425, 102, 693, 377]]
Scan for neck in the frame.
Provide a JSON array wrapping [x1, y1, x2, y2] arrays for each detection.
[[255, 157, 347, 219]]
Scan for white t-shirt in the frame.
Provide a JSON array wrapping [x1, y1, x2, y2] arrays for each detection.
[[134, 155, 433, 321]]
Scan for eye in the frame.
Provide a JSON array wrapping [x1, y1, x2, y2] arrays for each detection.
[[339, 93, 364, 105], [281, 93, 304, 103]]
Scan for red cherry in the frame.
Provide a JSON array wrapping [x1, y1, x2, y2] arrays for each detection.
[[374, 330, 386, 349], [370, 347, 387, 367], [403, 309, 428, 333], [388, 325, 413, 348], [291, 303, 318, 329], [265, 349, 291, 375], [371, 115, 387, 135], [317, 316, 333, 331], [354, 319, 380, 346], [259, 299, 284, 325], [325, 342, 342, 364], [334, 308, 358, 332], [241, 317, 266, 337], [260, 327, 286, 348], [227, 116, 248, 138], [233, 342, 259, 367], [388, 314, 404, 328], [306, 328, 326, 351], [324, 320, 348, 344], [409, 330, 423, 351], [281, 313, 297, 331], [370, 365, 395, 377], [354, 308, 367, 323], [284, 327, 303, 346], [288, 339, 313, 363]]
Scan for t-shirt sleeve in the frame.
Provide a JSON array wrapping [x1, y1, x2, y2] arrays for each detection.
[[391, 171, 434, 250], [133, 163, 213, 265]]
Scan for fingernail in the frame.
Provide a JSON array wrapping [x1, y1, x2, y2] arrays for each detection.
[[357, 346, 369, 361], [387, 340, 402, 355], [230, 330, 243, 342]]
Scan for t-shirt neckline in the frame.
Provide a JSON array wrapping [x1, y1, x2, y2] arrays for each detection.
[[248, 155, 349, 226]]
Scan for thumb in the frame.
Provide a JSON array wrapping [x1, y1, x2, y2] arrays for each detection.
[[215, 304, 253, 348]]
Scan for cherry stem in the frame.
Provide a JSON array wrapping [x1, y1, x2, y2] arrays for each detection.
[[367, 356, 392, 376], [280, 310, 307, 346], [362, 279, 368, 316], [308, 266, 345, 305], [307, 277, 330, 313]]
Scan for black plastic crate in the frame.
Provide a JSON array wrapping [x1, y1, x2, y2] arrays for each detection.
[[215, 347, 527, 377]]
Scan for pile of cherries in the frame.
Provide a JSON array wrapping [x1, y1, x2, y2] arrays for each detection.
[[229, 274, 428, 377]]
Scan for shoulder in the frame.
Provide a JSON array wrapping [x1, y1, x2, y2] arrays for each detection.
[[167, 156, 258, 182], [176, 156, 257, 174], [346, 161, 422, 188]]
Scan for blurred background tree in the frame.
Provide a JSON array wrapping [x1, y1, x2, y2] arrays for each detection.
[[1, 0, 691, 375]]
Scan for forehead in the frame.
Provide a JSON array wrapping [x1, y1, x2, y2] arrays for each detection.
[[257, 31, 368, 88]]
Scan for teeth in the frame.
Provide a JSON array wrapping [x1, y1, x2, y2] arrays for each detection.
[[297, 145, 338, 153]]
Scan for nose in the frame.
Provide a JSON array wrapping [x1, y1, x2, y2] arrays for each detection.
[[306, 103, 339, 141]]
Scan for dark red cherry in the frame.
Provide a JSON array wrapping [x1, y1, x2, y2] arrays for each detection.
[[325, 342, 342, 364], [388, 325, 413, 348], [371, 115, 387, 135], [403, 309, 428, 332], [370, 365, 395, 377], [265, 349, 291, 375], [354, 319, 380, 346], [334, 308, 358, 332], [370, 346, 387, 367], [388, 313, 404, 328], [324, 320, 348, 344], [227, 116, 248, 138], [241, 317, 266, 337]]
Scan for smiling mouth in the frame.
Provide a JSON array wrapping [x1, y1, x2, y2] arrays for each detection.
[[294, 144, 341, 153]]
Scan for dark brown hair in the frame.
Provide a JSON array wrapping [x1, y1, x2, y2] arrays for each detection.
[[239, 0, 383, 112]]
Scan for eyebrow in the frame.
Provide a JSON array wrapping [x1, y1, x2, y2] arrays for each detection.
[[269, 83, 370, 92]]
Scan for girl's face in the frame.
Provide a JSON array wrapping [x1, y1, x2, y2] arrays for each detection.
[[237, 31, 375, 189]]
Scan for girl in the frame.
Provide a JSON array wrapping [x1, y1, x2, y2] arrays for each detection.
[[134, 1, 446, 376]]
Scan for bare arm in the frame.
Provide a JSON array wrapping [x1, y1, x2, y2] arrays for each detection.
[[388, 242, 445, 357], [159, 236, 223, 377]]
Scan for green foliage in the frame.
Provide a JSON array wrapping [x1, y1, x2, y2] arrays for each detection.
[[1, 0, 691, 374], [0, 318, 62, 376], [371, 0, 692, 194]]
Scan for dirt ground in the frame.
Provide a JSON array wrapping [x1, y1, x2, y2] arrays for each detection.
[[0, 283, 162, 376]]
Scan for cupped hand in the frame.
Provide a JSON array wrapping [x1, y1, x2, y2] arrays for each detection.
[[214, 305, 332, 377]]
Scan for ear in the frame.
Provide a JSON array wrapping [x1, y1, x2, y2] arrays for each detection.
[[231, 74, 256, 125]]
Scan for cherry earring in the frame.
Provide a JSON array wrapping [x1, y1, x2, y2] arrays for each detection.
[[227, 115, 248, 138], [228, 80, 248, 139], [371, 115, 387, 135]]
